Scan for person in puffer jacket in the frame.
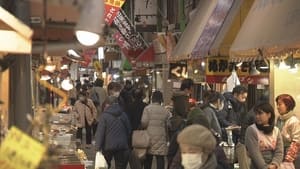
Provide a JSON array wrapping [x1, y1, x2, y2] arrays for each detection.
[[141, 90, 170, 169], [95, 96, 131, 169]]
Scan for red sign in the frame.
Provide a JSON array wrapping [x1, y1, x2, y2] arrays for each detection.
[[114, 32, 143, 61], [206, 75, 269, 85], [104, 0, 126, 25]]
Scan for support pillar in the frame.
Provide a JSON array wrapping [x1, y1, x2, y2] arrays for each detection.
[[8, 0, 32, 132]]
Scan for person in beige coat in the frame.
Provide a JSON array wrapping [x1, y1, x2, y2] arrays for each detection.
[[141, 90, 170, 169], [74, 91, 97, 148]]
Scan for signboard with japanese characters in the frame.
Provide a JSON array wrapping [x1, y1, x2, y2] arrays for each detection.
[[113, 10, 147, 50], [205, 57, 269, 84], [113, 10, 147, 61], [169, 62, 188, 79], [104, 0, 126, 25]]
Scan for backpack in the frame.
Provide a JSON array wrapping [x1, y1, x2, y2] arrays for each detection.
[[90, 89, 100, 106]]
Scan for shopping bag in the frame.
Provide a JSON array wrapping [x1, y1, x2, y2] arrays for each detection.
[[95, 151, 108, 169], [132, 130, 150, 148], [280, 162, 295, 169]]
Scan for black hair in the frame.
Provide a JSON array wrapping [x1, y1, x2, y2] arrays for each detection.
[[152, 91, 163, 104], [254, 102, 275, 134], [94, 78, 104, 87], [232, 85, 247, 95], [180, 78, 194, 91]]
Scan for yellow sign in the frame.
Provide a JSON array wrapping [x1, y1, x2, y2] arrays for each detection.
[[105, 0, 126, 7], [0, 126, 46, 169]]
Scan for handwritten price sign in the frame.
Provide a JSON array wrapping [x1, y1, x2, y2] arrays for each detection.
[[0, 126, 46, 169]]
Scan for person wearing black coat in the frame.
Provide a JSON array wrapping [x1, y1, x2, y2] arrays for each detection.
[[95, 96, 131, 169]]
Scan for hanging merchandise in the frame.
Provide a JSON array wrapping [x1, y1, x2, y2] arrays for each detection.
[[226, 70, 240, 92]]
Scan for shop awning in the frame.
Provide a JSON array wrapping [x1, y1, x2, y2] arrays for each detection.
[[230, 0, 300, 60], [170, 0, 234, 61], [0, 6, 33, 54], [169, 0, 218, 61], [209, 0, 254, 57]]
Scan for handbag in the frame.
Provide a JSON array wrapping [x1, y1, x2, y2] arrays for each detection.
[[132, 130, 150, 148], [95, 151, 108, 169], [280, 162, 295, 169]]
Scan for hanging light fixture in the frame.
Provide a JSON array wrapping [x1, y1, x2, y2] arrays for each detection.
[[278, 59, 290, 69], [61, 77, 74, 91], [40, 70, 51, 81], [249, 61, 260, 75], [75, 0, 105, 46], [289, 54, 298, 73]]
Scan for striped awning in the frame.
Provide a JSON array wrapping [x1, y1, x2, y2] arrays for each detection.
[[170, 0, 234, 61], [230, 0, 300, 60]]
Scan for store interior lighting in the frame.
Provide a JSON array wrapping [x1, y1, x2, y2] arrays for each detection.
[[288, 54, 298, 73], [236, 61, 243, 67], [278, 59, 290, 69], [98, 47, 105, 60], [259, 59, 269, 70], [249, 61, 260, 75], [44, 56, 56, 72], [61, 77, 74, 91], [75, 0, 105, 46]]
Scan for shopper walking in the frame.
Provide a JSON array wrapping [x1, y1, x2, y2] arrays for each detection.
[[95, 95, 131, 169], [276, 94, 300, 168], [89, 78, 107, 135], [73, 91, 97, 148], [245, 102, 283, 169], [141, 91, 170, 169]]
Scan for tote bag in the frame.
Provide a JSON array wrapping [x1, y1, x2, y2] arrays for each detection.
[[132, 130, 150, 148]]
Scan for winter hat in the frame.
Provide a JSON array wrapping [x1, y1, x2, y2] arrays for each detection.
[[177, 124, 216, 154]]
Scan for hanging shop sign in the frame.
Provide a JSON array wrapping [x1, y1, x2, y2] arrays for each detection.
[[114, 32, 144, 61], [0, 126, 46, 169], [169, 62, 188, 79], [206, 57, 269, 84], [113, 10, 147, 51], [104, 0, 126, 25]]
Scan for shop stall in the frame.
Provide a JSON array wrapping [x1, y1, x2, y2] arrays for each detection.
[[230, 0, 300, 114]]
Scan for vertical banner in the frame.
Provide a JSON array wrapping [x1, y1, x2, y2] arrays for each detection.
[[114, 32, 143, 61], [104, 0, 126, 25], [113, 10, 147, 50]]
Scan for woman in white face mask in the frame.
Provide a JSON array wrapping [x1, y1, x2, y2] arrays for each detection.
[[177, 124, 217, 169]]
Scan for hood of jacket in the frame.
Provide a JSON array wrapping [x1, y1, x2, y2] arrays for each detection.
[[200, 154, 217, 169], [104, 103, 123, 117]]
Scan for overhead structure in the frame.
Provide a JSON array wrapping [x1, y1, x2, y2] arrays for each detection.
[[170, 0, 234, 61], [0, 6, 33, 55], [209, 0, 254, 57], [230, 0, 300, 60]]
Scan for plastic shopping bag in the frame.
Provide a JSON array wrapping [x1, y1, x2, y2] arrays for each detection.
[[280, 162, 295, 169], [95, 151, 108, 169]]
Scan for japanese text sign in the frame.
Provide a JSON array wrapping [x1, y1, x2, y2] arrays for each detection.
[[0, 126, 46, 169], [113, 10, 147, 50], [104, 0, 126, 25]]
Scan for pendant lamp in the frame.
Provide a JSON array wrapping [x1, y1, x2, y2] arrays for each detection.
[[75, 0, 105, 46]]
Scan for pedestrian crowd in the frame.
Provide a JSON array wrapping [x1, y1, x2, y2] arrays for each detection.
[[68, 78, 300, 169]]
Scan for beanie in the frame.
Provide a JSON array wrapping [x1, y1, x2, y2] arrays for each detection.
[[177, 124, 216, 153]]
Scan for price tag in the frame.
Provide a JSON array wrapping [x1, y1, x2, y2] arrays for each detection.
[[0, 126, 46, 169]]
